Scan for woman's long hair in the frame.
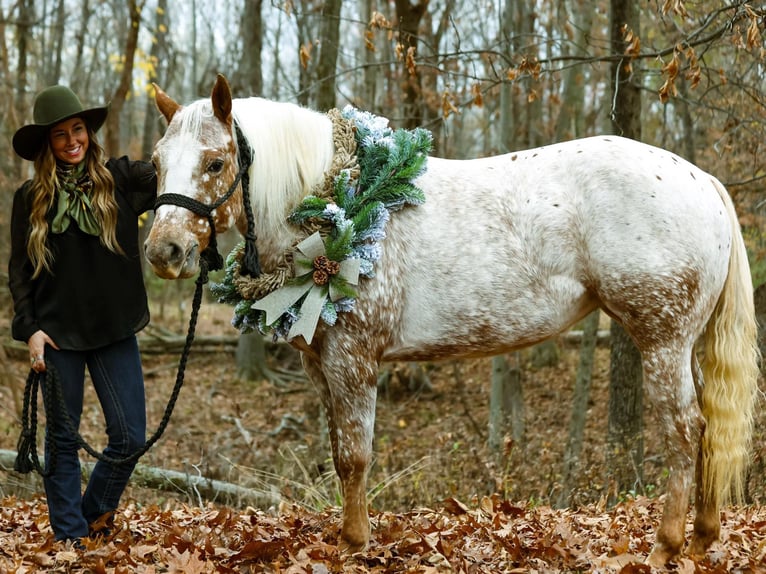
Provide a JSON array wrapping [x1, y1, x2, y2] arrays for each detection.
[[26, 125, 123, 278]]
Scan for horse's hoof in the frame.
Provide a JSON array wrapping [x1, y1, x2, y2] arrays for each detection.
[[647, 545, 677, 568], [339, 538, 368, 555], [688, 535, 713, 557]]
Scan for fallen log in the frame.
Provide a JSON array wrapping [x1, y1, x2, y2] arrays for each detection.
[[0, 449, 278, 508]]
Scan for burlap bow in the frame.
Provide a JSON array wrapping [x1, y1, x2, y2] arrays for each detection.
[[251, 232, 360, 344]]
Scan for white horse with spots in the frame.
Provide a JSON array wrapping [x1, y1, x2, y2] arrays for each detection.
[[144, 75, 759, 566]]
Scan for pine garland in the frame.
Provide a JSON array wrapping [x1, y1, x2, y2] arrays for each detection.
[[210, 106, 432, 340]]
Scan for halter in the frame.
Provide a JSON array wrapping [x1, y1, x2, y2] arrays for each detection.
[[154, 122, 261, 277]]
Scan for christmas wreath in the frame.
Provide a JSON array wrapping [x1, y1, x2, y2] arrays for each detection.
[[210, 106, 432, 343]]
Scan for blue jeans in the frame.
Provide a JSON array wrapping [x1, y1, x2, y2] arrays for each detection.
[[42, 336, 146, 541]]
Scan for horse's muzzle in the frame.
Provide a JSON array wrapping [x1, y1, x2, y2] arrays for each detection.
[[144, 238, 200, 279]]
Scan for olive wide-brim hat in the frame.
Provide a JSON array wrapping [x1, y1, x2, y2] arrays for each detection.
[[12, 85, 109, 161]]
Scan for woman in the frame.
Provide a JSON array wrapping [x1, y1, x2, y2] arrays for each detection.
[[8, 85, 156, 545]]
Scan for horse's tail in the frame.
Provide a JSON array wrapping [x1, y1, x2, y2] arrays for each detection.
[[700, 177, 760, 507]]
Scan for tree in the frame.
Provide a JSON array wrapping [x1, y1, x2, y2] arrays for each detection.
[[11, 0, 35, 180], [104, 0, 143, 157], [393, 0, 428, 129], [232, 0, 264, 96], [70, 0, 93, 90], [142, 0, 169, 160], [605, 0, 644, 503], [315, 0, 342, 110], [557, 310, 600, 508]]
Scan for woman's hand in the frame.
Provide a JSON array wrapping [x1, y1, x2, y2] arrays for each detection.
[[28, 330, 59, 373]]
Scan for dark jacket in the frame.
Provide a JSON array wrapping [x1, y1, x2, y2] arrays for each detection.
[[9, 156, 157, 350]]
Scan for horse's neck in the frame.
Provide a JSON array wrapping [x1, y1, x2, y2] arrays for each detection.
[[235, 98, 334, 247]]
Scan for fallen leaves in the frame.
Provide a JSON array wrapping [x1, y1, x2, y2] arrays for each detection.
[[0, 495, 764, 573]]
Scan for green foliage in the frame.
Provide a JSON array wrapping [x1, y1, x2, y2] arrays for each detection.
[[351, 127, 430, 214], [324, 221, 355, 262], [211, 108, 432, 340], [288, 196, 330, 225]]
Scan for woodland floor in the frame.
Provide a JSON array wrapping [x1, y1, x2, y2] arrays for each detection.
[[0, 300, 764, 573]]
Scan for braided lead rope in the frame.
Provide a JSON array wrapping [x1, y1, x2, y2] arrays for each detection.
[[14, 367, 57, 476], [14, 259, 210, 474]]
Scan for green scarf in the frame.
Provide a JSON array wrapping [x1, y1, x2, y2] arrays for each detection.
[[51, 162, 101, 236]]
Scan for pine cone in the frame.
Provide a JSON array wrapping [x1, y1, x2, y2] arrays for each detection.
[[325, 260, 341, 275], [312, 269, 329, 285], [314, 255, 330, 271]]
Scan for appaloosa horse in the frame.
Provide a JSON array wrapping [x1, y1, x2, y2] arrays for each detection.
[[144, 74, 759, 566]]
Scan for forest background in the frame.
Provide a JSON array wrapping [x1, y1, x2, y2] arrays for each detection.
[[0, 0, 765, 570]]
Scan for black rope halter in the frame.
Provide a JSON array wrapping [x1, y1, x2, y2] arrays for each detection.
[[153, 121, 261, 277]]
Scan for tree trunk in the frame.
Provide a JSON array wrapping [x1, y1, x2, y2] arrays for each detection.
[[606, 0, 644, 505], [71, 0, 92, 90], [142, 0, 168, 160], [418, 1, 452, 148], [105, 0, 142, 156], [235, 332, 268, 382], [556, 310, 600, 508], [359, 0, 376, 110], [12, 0, 34, 180], [315, 0, 342, 111], [498, 0, 514, 152], [393, 0, 427, 129], [607, 321, 644, 500], [233, 0, 263, 96], [46, 0, 66, 85], [295, 0, 316, 107], [676, 76, 695, 163], [488, 353, 524, 453], [554, 0, 594, 141]]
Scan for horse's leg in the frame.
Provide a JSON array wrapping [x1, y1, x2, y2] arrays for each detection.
[[301, 355, 340, 470], [301, 349, 378, 552], [642, 344, 705, 566], [688, 352, 720, 556]]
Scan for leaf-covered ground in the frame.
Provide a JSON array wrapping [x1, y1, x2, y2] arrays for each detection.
[[1, 494, 765, 573], [1, 303, 765, 573]]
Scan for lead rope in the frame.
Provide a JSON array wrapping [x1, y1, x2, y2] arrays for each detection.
[[15, 121, 259, 475], [14, 258, 211, 475]]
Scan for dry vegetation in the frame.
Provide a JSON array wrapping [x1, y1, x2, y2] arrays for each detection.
[[1, 300, 765, 572]]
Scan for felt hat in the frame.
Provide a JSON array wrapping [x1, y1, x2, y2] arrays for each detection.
[[12, 85, 109, 161]]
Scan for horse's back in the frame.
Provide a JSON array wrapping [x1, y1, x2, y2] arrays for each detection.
[[376, 136, 733, 361]]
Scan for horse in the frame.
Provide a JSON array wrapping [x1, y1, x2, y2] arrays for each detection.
[[144, 74, 759, 566]]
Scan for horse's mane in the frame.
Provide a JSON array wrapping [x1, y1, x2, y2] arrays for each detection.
[[232, 98, 334, 234], [177, 97, 334, 235]]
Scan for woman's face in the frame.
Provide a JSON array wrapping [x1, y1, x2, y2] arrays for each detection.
[[49, 117, 89, 165]]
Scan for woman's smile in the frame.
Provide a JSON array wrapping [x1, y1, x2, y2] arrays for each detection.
[[49, 117, 90, 165]]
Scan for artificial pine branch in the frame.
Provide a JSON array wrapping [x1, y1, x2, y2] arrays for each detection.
[[211, 106, 432, 340]]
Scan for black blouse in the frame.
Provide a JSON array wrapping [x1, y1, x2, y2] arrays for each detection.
[[8, 156, 157, 351]]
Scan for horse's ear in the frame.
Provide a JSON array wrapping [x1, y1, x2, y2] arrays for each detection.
[[211, 74, 233, 124], [153, 83, 180, 123]]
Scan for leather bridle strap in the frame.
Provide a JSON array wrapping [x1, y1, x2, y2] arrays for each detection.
[[153, 122, 261, 276]]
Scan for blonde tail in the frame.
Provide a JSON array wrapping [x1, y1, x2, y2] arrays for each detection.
[[701, 178, 760, 507]]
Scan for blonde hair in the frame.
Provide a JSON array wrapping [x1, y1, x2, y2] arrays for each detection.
[[27, 126, 124, 278]]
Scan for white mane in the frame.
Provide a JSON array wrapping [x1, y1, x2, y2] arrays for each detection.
[[231, 98, 334, 234]]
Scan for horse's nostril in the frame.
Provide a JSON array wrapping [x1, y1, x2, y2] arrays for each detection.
[[167, 241, 185, 266], [144, 238, 187, 269]]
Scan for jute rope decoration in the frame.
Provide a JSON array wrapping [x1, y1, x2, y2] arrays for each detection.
[[210, 105, 432, 343], [229, 108, 359, 302]]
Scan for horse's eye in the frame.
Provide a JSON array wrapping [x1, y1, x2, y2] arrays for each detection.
[[208, 159, 225, 174]]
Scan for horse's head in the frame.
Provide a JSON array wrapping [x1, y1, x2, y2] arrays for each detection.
[[145, 74, 246, 279]]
